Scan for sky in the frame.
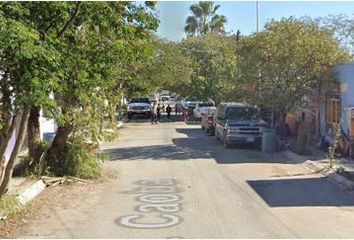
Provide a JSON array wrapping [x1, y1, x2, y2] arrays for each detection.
[[155, 1, 354, 42]]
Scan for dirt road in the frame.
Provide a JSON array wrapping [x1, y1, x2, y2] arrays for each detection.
[[14, 121, 354, 238]]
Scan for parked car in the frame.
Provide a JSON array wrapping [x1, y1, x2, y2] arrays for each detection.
[[214, 102, 268, 148], [127, 97, 151, 119], [160, 95, 170, 102], [201, 107, 216, 134], [148, 95, 158, 104], [181, 97, 198, 109], [193, 102, 215, 119]]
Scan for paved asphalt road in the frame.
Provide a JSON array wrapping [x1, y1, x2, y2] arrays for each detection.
[[17, 119, 354, 238]]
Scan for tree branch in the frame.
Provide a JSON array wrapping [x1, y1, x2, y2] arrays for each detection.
[[56, 1, 82, 39]]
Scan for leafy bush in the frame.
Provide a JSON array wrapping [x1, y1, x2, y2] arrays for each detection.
[[65, 140, 102, 179], [15, 141, 53, 178]]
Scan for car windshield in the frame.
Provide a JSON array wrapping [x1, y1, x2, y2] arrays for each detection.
[[130, 98, 150, 104], [185, 97, 197, 102], [225, 107, 260, 120], [199, 103, 214, 107]]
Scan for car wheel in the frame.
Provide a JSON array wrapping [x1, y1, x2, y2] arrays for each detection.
[[210, 128, 215, 136], [214, 129, 219, 140]]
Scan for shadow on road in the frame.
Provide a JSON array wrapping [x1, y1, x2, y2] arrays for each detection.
[[104, 124, 354, 208], [125, 114, 185, 123], [174, 128, 297, 165], [104, 126, 302, 164], [105, 145, 212, 161], [247, 177, 354, 207]]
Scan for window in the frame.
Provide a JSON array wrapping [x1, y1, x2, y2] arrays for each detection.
[[199, 103, 214, 107], [326, 98, 340, 125], [130, 98, 150, 104], [225, 107, 260, 120]]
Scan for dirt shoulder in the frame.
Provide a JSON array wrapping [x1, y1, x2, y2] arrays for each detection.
[[0, 164, 119, 238]]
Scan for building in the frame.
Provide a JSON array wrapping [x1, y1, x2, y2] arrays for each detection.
[[333, 63, 354, 156]]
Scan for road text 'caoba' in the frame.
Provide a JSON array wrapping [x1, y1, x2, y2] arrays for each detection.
[[118, 179, 182, 228]]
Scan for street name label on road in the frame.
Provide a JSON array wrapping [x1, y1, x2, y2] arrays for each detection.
[[118, 179, 182, 229]]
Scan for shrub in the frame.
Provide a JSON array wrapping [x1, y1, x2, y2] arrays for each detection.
[[65, 140, 102, 179], [0, 195, 25, 216]]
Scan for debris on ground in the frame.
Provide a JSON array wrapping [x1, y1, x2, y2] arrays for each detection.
[[0, 213, 7, 221], [40, 176, 89, 187]]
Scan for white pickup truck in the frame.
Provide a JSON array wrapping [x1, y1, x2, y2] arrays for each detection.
[[127, 97, 151, 119], [193, 102, 215, 119]]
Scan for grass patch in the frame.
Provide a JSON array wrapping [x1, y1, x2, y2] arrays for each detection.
[[0, 195, 26, 216]]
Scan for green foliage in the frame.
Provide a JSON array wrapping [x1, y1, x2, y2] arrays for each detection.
[[0, 2, 160, 176], [0, 195, 25, 216], [179, 34, 241, 103], [240, 17, 350, 112], [65, 139, 102, 179], [185, 1, 226, 37], [142, 37, 193, 96], [314, 14, 354, 56], [145, 34, 241, 103], [13, 141, 52, 178]]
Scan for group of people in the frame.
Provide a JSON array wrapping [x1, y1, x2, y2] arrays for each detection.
[[151, 103, 172, 124]]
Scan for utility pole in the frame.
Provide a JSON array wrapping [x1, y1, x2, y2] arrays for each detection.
[[236, 30, 241, 79], [256, 0, 260, 32]]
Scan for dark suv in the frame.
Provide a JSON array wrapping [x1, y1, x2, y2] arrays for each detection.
[[214, 103, 268, 148]]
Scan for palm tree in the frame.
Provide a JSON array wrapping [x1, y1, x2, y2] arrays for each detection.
[[210, 15, 227, 34], [184, 1, 227, 37]]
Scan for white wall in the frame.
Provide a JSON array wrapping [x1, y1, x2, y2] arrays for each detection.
[[39, 109, 57, 140]]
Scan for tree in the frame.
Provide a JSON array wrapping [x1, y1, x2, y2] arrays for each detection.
[[141, 37, 194, 96], [184, 1, 226, 37], [0, 2, 160, 194], [314, 14, 354, 56], [143, 34, 242, 103], [41, 2, 159, 175], [0, 3, 61, 195], [239, 17, 350, 117], [179, 34, 241, 103]]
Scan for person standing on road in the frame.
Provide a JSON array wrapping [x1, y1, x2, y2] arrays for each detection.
[[166, 104, 172, 120], [156, 104, 161, 123], [151, 103, 157, 124]]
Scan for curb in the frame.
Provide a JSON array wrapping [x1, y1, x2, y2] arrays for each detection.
[[16, 180, 46, 205], [284, 150, 354, 190]]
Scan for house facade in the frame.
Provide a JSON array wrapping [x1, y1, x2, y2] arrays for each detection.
[[284, 64, 346, 154], [333, 63, 354, 156]]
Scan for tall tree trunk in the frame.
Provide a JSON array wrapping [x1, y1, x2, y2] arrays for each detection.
[[28, 107, 42, 165], [0, 109, 30, 197], [45, 121, 74, 176], [0, 115, 19, 185]]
